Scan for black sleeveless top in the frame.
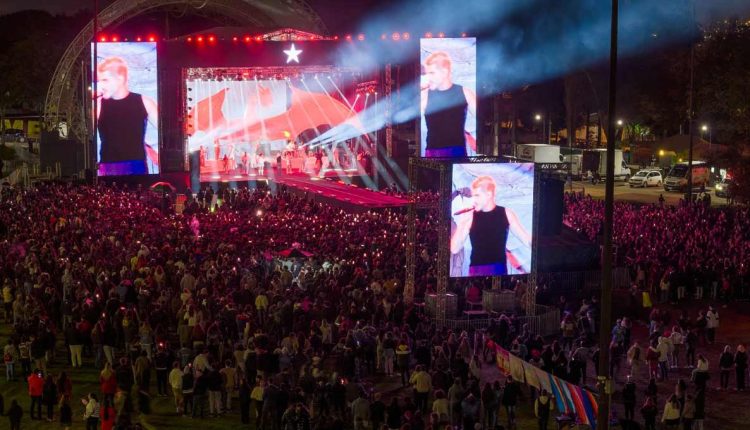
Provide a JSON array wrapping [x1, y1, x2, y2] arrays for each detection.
[[425, 84, 467, 150], [469, 206, 509, 267], [98, 92, 147, 163]]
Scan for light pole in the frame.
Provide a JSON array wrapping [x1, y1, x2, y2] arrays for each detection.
[[535, 113, 544, 144], [701, 124, 711, 147]]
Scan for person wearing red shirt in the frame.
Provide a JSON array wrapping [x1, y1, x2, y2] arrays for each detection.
[[28, 369, 44, 419]]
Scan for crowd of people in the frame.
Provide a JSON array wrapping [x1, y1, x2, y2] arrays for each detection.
[[0, 183, 746, 430], [564, 192, 750, 302]]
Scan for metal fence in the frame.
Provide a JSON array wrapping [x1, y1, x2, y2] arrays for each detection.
[[437, 304, 561, 337]]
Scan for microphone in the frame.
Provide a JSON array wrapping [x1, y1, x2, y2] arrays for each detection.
[[453, 207, 474, 216]]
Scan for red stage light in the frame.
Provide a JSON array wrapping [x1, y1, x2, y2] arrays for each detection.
[[461, 32, 467, 37], [381, 34, 387, 40], [99, 36, 107, 42], [197, 36, 204, 42], [255, 36, 262, 42], [244, 36, 251, 42], [357, 34, 365, 41], [187, 37, 193, 42], [334, 35, 339, 40], [233, 36, 238, 41], [208, 35, 215, 42], [402, 32, 410, 40], [111, 36, 119, 42], [345, 34, 352, 41], [438, 32, 445, 38], [136, 37, 142, 42], [392, 32, 400, 41], [148, 36, 156, 42], [425, 32, 433, 38]]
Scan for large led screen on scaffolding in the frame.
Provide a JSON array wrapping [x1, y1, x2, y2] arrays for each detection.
[[450, 163, 534, 277], [185, 71, 372, 182], [92, 42, 159, 176], [420, 37, 477, 158]]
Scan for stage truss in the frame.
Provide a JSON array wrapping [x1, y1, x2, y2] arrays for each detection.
[[405, 158, 565, 322]]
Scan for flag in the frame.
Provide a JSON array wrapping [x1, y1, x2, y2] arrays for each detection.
[[495, 347, 510, 374], [534, 366, 551, 393], [509, 353, 525, 383], [523, 362, 540, 390], [582, 388, 599, 427], [548, 374, 570, 414]]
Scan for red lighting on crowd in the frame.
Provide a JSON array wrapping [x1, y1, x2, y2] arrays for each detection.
[[197, 36, 204, 42], [424, 32, 433, 38], [357, 34, 365, 41], [402, 32, 410, 40], [392, 32, 401, 41]]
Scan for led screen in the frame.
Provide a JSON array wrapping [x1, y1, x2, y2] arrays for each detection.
[[92, 42, 159, 176], [185, 75, 370, 182], [420, 37, 477, 158], [450, 163, 534, 277]]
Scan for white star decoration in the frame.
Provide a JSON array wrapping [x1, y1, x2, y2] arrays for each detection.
[[284, 43, 302, 64]]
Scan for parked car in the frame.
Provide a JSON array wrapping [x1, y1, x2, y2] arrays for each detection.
[[2, 128, 25, 142], [714, 178, 733, 198], [629, 169, 663, 187]]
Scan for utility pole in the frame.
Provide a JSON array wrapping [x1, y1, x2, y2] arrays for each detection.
[[686, 0, 696, 203], [597, 0, 618, 429]]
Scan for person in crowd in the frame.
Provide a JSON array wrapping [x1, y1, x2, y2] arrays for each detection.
[[661, 394, 681, 429], [719, 345, 734, 390], [8, 399, 23, 430], [534, 389, 554, 430], [82, 393, 99, 430], [27, 368, 43, 420]]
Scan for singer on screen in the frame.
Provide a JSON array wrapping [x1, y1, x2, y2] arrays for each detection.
[[96, 57, 159, 175], [420, 51, 476, 158], [450, 175, 531, 276]]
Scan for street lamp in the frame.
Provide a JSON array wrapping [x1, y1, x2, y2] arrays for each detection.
[[534, 113, 545, 143], [701, 124, 712, 146]]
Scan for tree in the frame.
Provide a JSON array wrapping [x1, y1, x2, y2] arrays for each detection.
[[694, 20, 750, 145]]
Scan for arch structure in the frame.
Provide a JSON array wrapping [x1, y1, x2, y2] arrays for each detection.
[[44, 0, 327, 142]]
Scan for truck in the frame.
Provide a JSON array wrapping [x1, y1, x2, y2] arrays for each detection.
[[663, 161, 710, 192], [562, 153, 583, 178], [516, 143, 561, 163], [581, 148, 631, 181]]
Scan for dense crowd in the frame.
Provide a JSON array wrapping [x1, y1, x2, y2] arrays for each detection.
[[564, 193, 750, 301], [0, 183, 747, 430]]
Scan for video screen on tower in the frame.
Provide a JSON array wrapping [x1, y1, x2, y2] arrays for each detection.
[[420, 37, 477, 158], [92, 42, 159, 176], [449, 163, 534, 277], [185, 72, 371, 183]]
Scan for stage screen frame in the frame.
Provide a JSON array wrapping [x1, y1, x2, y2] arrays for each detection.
[[92, 41, 160, 176], [419, 37, 477, 158], [449, 162, 535, 277]]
